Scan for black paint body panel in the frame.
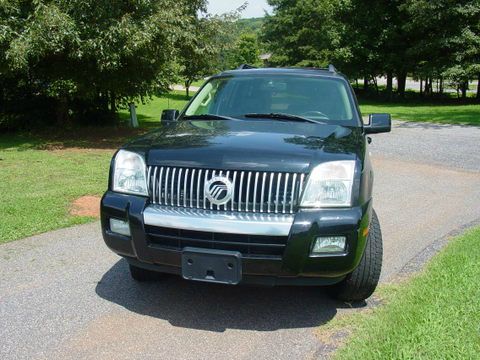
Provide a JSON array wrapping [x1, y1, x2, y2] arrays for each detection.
[[101, 68, 377, 286]]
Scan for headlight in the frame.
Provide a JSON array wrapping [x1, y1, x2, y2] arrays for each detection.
[[113, 150, 148, 196], [300, 160, 355, 208]]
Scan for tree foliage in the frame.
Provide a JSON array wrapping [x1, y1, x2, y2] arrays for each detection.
[[0, 0, 204, 126], [262, 0, 480, 99], [178, 12, 239, 97]]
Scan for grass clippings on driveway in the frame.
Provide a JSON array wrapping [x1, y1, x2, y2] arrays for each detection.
[[328, 226, 480, 360]]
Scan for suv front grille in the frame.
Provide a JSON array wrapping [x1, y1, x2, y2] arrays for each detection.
[[145, 225, 288, 257], [147, 166, 306, 214]]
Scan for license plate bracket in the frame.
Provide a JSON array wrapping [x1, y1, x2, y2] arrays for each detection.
[[182, 248, 242, 285]]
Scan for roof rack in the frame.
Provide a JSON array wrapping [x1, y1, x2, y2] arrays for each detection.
[[237, 64, 257, 70], [328, 64, 337, 73]]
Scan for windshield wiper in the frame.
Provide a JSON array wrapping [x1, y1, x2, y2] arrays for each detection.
[[243, 113, 325, 124], [183, 114, 237, 121]]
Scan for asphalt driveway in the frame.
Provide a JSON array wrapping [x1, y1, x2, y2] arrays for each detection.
[[1, 121, 480, 359]]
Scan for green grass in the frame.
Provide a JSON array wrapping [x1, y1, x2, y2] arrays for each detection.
[[0, 134, 114, 243], [118, 90, 191, 127], [359, 100, 480, 125], [190, 79, 205, 88], [331, 226, 480, 359], [0, 90, 192, 243]]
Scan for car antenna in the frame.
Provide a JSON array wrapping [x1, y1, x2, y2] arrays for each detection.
[[328, 64, 337, 73]]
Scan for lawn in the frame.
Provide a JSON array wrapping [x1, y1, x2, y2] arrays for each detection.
[[0, 92, 191, 244], [359, 99, 480, 126], [331, 226, 480, 359], [118, 91, 191, 127], [0, 134, 114, 243]]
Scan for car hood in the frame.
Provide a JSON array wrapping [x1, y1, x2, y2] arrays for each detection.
[[125, 120, 364, 173]]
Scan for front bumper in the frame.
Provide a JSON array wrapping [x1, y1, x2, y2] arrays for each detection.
[[101, 191, 373, 285]]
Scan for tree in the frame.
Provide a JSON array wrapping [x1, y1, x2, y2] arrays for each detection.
[[0, 0, 195, 125], [177, 3, 244, 97], [228, 33, 261, 68], [262, 0, 349, 67], [402, 0, 480, 100], [178, 16, 229, 97], [261, 0, 480, 100]]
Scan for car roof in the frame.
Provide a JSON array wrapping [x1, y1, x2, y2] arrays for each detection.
[[216, 67, 348, 80]]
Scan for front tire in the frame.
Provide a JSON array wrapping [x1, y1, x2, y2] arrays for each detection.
[[331, 209, 383, 302], [129, 264, 159, 282]]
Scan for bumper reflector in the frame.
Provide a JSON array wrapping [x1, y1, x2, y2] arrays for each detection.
[[110, 218, 131, 236], [311, 236, 346, 255]]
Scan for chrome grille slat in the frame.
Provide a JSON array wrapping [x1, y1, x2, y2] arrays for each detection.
[[164, 167, 170, 205], [147, 166, 152, 194], [253, 172, 259, 213], [260, 172, 266, 213], [158, 167, 164, 204], [275, 173, 281, 213], [188, 169, 193, 208], [245, 172, 252, 212], [147, 166, 306, 214], [152, 167, 158, 204], [177, 168, 182, 207], [238, 171, 245, 212], [283, 173, 289, 214], [183, 169, 188, 207], [224, 171, 230, 211], [210, 170, 216, 210], [203, 170, 209, 209], [268, 172, 274, 213], [231, 171, 237, 211], [170, 168, 176, 206], [196, 169, 202, 209], [290, 173, 297, 213]]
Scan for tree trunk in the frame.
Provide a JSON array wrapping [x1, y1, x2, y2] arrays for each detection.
[[439, 77, 444, 95], [363, 76, 369, 91], [420, 78, 423, 97], [476, 73, 480, 100], [386, 72, 393, 98], [461, 81, 468, 99], [185, 80, 192, 98], [372, 76, 379, 95], [110, 91, 116, 113], [424, 77, 432, 96], [397, 72, 407, 98], [56, 96, 69, 125]]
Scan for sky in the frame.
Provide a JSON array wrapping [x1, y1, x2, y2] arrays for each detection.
[[207, 0, 272, 18]]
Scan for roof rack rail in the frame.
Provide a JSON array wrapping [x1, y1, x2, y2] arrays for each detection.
[[237, 64, 257, 70], [328, 64, 337, 73]]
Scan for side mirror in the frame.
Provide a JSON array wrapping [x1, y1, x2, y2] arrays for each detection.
[[161, 109, 179, 122], [365, 113, 391, 134]]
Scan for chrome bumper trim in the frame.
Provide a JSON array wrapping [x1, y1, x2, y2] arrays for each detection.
[[143, 205, 294, 236]]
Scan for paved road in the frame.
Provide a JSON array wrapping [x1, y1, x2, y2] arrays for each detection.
[[1, 121, 480, 359]]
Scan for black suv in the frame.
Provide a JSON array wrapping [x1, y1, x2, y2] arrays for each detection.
[[101, 66, 391, 301]]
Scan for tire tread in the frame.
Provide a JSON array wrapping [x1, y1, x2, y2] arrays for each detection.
[[332, 209, 383, 302]]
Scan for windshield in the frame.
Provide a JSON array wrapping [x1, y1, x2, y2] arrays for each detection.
[[183, 74, 359, 125]]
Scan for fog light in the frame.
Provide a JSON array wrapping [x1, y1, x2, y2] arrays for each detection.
[[311, 236, 346, 255], [109, 218, 131, 236]]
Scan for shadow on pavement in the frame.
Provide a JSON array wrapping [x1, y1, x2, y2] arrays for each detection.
[[95, 259, 362, 332]]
